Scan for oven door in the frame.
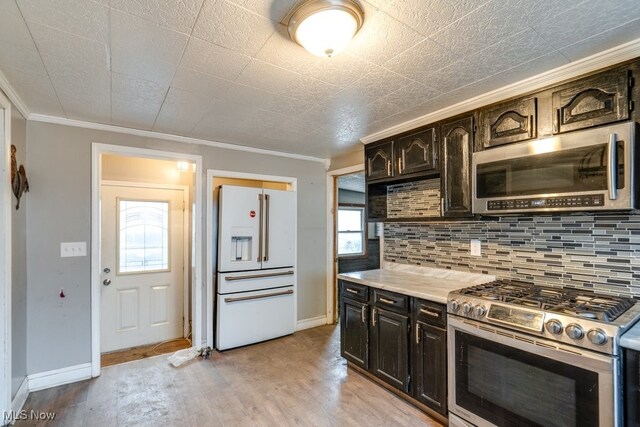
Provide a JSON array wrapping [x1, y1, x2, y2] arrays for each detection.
[[448, 317, 619, 427]]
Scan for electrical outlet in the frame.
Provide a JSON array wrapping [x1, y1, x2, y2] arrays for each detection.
[[470, 239, 482, 257], [61, 242, 87, 257]]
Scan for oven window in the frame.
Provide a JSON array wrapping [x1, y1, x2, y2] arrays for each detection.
[[476, 141, 624, 198], [455, 330, 599, 427]]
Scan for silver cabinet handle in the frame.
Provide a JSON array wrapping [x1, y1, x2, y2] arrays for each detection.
[[379, 297, 395, 304], [345, 288, 359, 294], [257, 194, 263, 262], [372, 308, 377, 326], [225, 271, 294, 281], [416, 322, 421, 344], [224, 289, 293, 303], [102, 279, 111, 286], [361, 305, 366, 323], [607, 133, 618, 200], [264, 194, 270, 262], [420, 308, 440, 317], [387, 160, 391, 176]]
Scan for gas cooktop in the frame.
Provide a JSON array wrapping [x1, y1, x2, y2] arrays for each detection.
[[448, 279, 640, 355]]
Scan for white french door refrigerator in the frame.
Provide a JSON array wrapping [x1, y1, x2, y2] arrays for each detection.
[[216, 185, 296, 350]]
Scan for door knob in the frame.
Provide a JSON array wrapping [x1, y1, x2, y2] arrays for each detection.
[[103, 267, 111, 274], [103, 279, 111, 286]]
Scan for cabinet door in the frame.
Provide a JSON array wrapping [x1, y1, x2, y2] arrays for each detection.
[[481, 97, 537, 148], [371, 307, 409, 392], [552, 68, 630, 134], [365, 142, 394, 181], [441, 116, 473, 217], [625, 349, 640, 426], [413, 321, 447, 416], [396, 127, 438, 176], [340, 297, 369, 369]]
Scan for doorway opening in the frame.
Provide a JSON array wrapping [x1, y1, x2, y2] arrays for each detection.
[[91, 145, 202, 375], [326, 166, 382, 324]]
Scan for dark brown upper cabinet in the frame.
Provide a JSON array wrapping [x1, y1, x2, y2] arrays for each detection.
[[396, 127, 438, 176], [552, 68, 630, 134], [481, 97, 537, 148], [440, 116, 474, 217], [365, 141, 394, 182]]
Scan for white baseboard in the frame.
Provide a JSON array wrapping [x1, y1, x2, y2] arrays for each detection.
[[28, 363, 92, 392], [296, 315, 328, 331], [11, 376, 29, 413]]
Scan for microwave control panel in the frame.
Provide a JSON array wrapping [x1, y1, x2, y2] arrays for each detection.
[[487, 194, 605, 211]]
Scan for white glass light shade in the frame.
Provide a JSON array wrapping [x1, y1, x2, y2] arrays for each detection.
[[288, 0, 364, 58]]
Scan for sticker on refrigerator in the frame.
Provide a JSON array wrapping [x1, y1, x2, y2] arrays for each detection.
[[249, 210, 256, 218]]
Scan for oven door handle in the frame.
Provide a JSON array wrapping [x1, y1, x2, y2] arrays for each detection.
[[607, 133, 617, 200]]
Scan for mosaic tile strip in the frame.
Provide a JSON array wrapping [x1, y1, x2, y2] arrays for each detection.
[[384, 214, 640, 297], [387, 179, 441, 218]]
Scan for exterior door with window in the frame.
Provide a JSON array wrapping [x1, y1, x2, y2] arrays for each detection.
[[100, 184, 185, 353]]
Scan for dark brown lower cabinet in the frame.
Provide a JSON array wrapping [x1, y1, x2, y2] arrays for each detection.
[[413, 321, 447, 416], [340, 297, 369, 369], [371, 307, 410, 393], [625, 349, 640, 426]]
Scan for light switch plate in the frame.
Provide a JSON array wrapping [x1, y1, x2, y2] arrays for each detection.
[[61, 242, 87, 257], [470, 239, 482, 257]]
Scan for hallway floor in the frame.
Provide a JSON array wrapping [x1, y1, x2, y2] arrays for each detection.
[[16, 325, 441, 426]]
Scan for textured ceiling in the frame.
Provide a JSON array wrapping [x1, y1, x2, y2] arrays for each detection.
[[337, 172, 365, 192], [0, 0, 639, 159]]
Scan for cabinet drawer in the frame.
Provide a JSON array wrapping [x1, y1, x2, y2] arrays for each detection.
[[340, 280, 368, 302], [414, 299, 447, 328], [374, 289, 409, 314]]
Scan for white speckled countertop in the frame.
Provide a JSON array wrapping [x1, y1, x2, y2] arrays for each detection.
[[620, 322, 640, 351], [337, 263, 495, 304]]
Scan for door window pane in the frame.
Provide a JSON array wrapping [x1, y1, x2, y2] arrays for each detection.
[[338, 209, 363, 232], [338, 232, 363, 255], [118, 200, 170, 273]]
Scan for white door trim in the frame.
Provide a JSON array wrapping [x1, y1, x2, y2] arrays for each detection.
[[101, 180, 191, 338], [326, 165, 365, 324], [206, 169, 297, 348], [91, 144, 203, 377], [0, 88, 12, 419]]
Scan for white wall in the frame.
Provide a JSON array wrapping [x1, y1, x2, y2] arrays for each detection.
[[25, 121, 328, 374]]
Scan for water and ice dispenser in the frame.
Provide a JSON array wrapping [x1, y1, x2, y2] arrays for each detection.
[[230, 228, 252, 261]]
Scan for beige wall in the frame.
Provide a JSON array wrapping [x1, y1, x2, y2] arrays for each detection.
[[10, 107, 27, 398], [328, 147, 363, 171], [25, 121, 328, 374]]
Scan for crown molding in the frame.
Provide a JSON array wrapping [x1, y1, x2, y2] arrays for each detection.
[[0, 68, 30, 119], [29, 114, 329, 164], [360, 37, 640, 144]]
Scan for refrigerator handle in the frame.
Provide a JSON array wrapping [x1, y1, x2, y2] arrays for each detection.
[[258, 194, 263, 263], [264, 194, 270, 262]]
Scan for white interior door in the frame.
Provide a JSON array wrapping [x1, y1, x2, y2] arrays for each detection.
[[100, 184, 185, 353], [262, 188, 296, 269]]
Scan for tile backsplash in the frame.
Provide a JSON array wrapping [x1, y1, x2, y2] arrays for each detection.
[[387, 179, 440, 218], [384, 182, 640, 297]]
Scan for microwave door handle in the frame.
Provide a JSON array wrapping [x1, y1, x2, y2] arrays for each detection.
[[607, 133, 617, 200]]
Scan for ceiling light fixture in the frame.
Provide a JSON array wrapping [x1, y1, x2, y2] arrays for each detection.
[[287, 0, 364, 58]]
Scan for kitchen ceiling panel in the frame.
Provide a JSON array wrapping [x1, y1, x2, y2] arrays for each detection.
[[16, 0, 109, 43], [0, 0, 639, 159], [180, 37, 252, 81], [111, 9, 189, 86], [112, 72, 167, 129], [192, 0, 276, 56], [153, 87, 214, 134], [110, 0, 205, 33]]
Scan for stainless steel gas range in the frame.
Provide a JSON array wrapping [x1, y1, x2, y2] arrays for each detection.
[[447, 280, 640, 427]]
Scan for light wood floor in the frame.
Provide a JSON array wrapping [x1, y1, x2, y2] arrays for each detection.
[[101, 338, 191, 367], [16, 325, 442, 426]]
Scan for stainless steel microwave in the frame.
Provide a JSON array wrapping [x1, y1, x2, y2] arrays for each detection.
[[472, 122, 637, 215]]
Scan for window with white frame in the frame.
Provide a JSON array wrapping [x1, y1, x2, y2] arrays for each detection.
[[337, 206, 366, 256]]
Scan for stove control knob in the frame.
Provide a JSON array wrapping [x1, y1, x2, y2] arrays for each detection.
[[462, 302, 473, 315], [587, 329, 608, 346], [566, 324, 584, 340], [474, 305, 486, 317], [450, 300, 460, 312], [545, 319, 563, 335]]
